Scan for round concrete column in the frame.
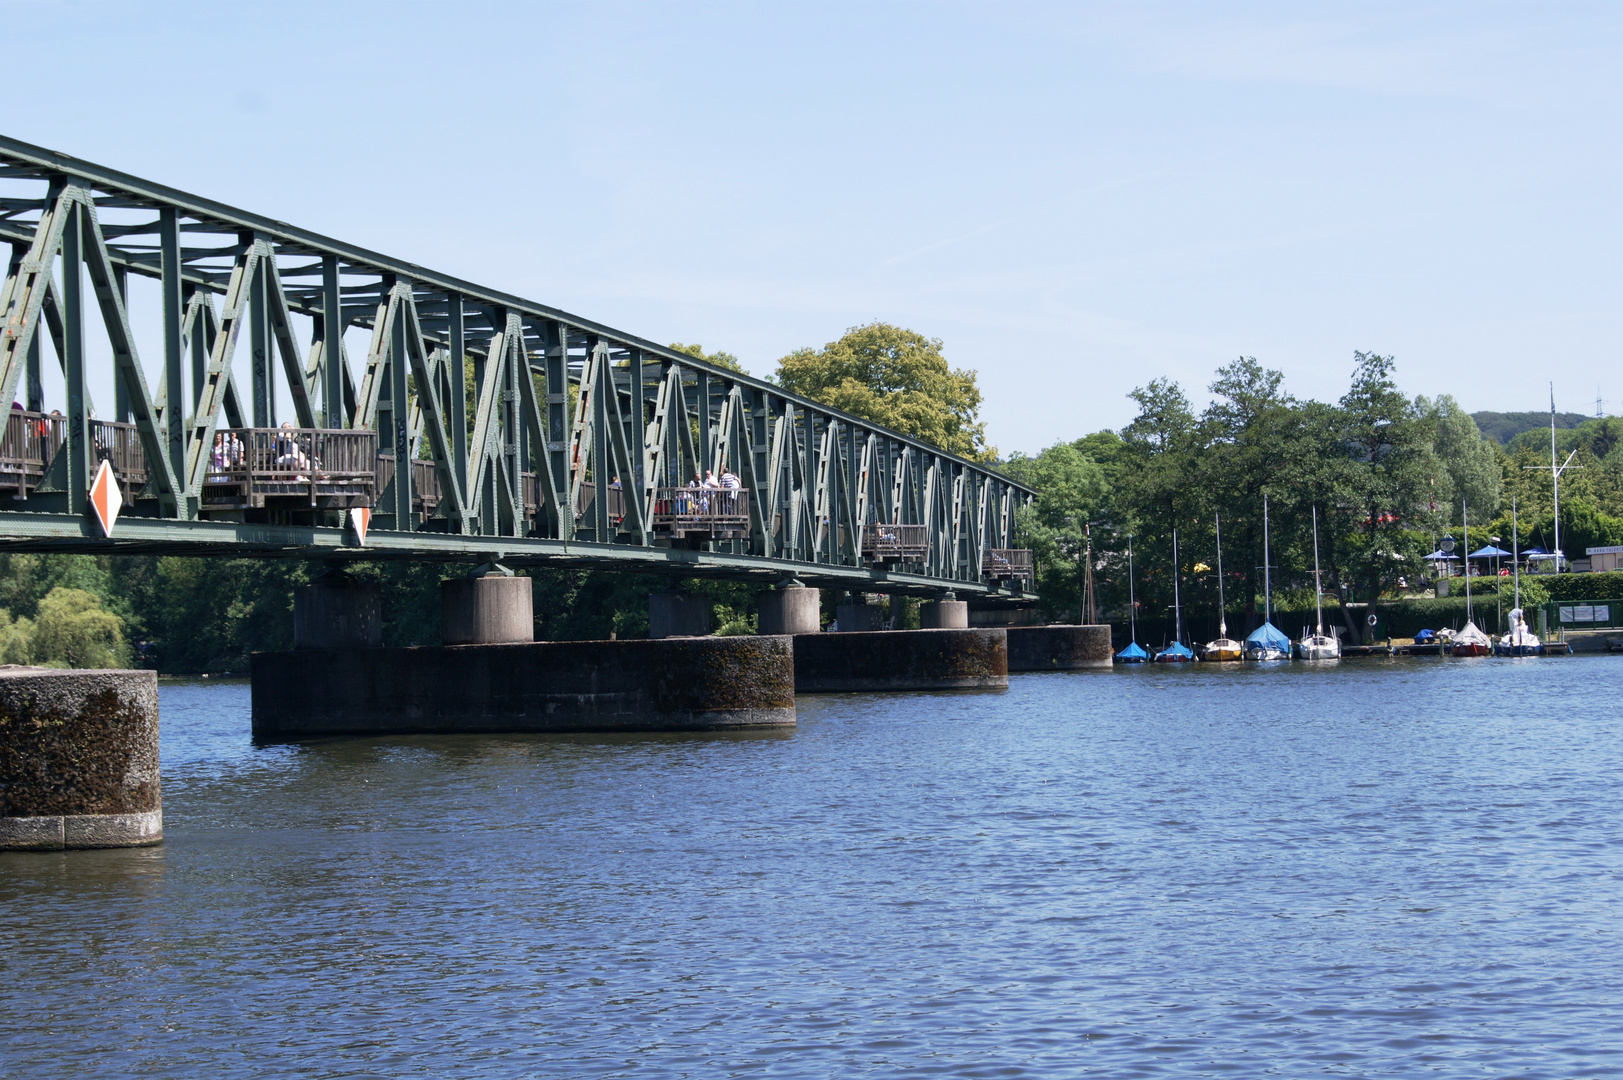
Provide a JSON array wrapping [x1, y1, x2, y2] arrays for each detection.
[[835, 602, 884, 632], [0, 668, 162, 850], [442, 573, 534, 645], [649, 592, 712, 638], [294, 574, 381, 649], [758, 585, 820, 635], [920, 599, 969, 629]]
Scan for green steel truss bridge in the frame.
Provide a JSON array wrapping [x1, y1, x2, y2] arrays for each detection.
[[0, 136, 1034, 597]]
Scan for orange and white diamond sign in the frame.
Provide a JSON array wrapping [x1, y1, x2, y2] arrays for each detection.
[[350, 506, 371, 546], [89, 459, 122, 537]]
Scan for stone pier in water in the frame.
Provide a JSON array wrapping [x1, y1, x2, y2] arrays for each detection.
[[1006, 625, 1114, 670], [0, 668, 162, 850], [253, 636, 796, 740], [792, 628, 1008, 693]]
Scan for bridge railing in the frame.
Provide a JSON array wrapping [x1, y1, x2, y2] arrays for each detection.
[[863, 523, 927, 564], [650, 486, 748, 539], [202, 428, 376, 512], [375, 455, 449, 520], [1, 410, 62, 496], [92, 419, 148, 501], [575, 481, 625, 525], [2, 412, 147, 503], [982, 548, 1033, 584]]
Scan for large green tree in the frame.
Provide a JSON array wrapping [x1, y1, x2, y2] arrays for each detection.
[[1001, 440, 1112, 620], [774, 322, 993, 461], [1420, 394, 1502, 520], [1336, 352, 1441, 636]]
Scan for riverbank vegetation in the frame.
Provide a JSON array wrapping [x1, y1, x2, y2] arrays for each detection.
[[1006, 352, 1623, 642]]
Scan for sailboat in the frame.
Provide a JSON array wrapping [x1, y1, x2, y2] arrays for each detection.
[[1450, 498, 1492, 657], [1297, 505, 1340, 659], [1496, 494, 1545, 657], [1115, 533, 1149, 663], [1154, 528, 1195, 662], [1203, 513, 1242, 661], [1243, 494, 1291, 660]]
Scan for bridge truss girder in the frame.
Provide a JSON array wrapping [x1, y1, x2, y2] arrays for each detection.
[[0, 136, 1032, 596]]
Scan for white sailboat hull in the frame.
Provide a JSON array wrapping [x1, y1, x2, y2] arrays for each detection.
[[1297, 635, 1341, 660]]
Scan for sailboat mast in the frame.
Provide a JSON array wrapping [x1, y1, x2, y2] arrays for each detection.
[[1512, 495, 1521, 611], [1263, 494, 1273, 626], [1463, 498, 1472, 623], [1552, 385, 1563, 573], [1172, 527, 1183, 645], [1312, 505, 1324, 636], [1128, 534, 1138, 641], [1215, 513, 1227, 638]]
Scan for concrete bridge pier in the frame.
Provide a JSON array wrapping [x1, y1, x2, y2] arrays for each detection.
[[793, 628, 1008, 692], [0, 668, 162, 850], [1006, 624, 1114, 670], [649, 590, 712, 638], [920, 594, 969, 629], [442, 565, 533, 645], [758, 582, 820, 635], [835, 594, 885, 632], [294, 569, 381, 649]]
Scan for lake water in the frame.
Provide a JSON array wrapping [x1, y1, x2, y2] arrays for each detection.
[[3, 657, 1622, 1078]]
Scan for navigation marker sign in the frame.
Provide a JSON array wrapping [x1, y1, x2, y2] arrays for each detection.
[[350, 507, 371, 546], [89, 459, 122, 537]]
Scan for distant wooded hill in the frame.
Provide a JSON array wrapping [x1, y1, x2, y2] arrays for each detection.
[[1471, 411, 1593, 444]]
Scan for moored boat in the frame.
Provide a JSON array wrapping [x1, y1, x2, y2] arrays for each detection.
[[1450, 621, 1492, 657], [1204, 512, 1243, 661], [1116, 533, 1149, 663], [1244, 621, 1291, 661], [1496, 607, 1545, 657], [1244, 495, 1291, 661], [1154, 527, 1195, 662], [1450, 498, 1491, 657], [1296, 505, 1341, 660], [1493, 498, 1545, 657]]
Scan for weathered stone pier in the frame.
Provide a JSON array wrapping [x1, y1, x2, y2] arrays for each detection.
[[0, 667, 162, 850]]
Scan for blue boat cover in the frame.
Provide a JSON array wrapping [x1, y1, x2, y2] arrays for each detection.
[[1245, 621, 1291, 650], [1115, 641, 1149, 661], [1414, 628, 1436, 642], [1156, 641, 1194, 661]]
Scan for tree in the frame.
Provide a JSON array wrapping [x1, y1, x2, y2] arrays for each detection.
[[669, 343, 744, 373], [1116, 378, 1199, 636], [0, 610, 33, 665], [32, 587, 128, 669], [1200, 357, 1307, 628], [1420, 394, 1502, 519], [773, 323, 994, 460], [1337, 352, 1440, 637], [1002, 441, 1111, 618]]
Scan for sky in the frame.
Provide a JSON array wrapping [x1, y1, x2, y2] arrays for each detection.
[[6, 1, 1621, 456]]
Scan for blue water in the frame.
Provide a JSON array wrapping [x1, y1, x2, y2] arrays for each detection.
[[3, 658, 1623, 1077]]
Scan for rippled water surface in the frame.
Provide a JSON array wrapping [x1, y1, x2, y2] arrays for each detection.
[[4, 658, 1623, 1077]]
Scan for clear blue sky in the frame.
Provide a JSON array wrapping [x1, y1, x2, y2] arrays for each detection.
[[10, 1, 1621, 455]]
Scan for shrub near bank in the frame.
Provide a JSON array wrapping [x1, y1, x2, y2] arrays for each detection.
[[1537, 571, 1623, 603]]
